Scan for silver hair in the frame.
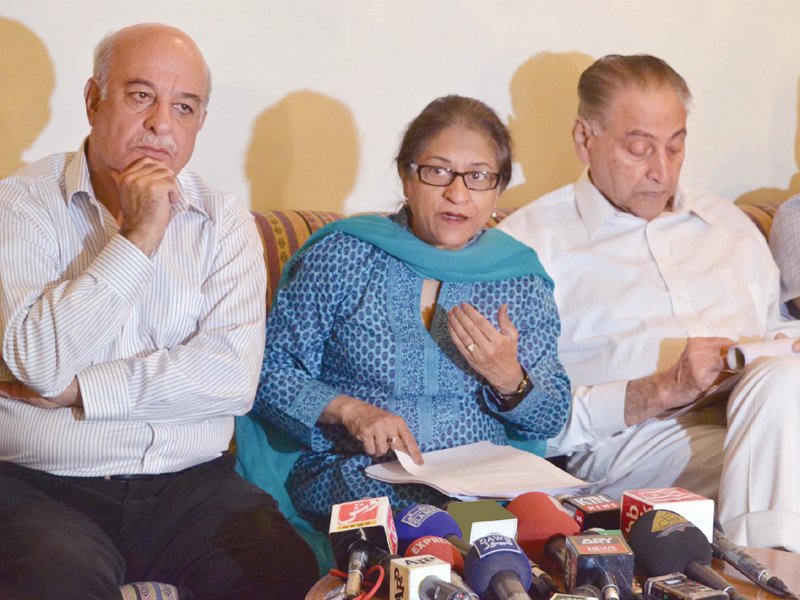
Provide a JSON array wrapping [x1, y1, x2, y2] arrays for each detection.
[[92, 27, 212, 104]]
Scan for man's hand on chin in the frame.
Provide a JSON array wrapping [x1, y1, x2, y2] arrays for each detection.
[[0, 377, 82, 409]]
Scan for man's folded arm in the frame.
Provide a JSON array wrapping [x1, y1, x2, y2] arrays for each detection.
[[0, 196, 154, 396], [78, 214, 267, 424]]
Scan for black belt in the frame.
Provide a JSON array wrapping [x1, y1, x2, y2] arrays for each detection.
[[105, 473, 164, 481]]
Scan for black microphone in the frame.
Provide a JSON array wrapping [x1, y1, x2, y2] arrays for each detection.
[[712, 524, 799, 599], [332, 530, 370, 600], [644, 573, 728, 600], [628, 509, 746, 600], [550, 583, 603, 600], [557, 493, 621, 531], [564, 531, 633, 600], [329, 497, 397, 600]]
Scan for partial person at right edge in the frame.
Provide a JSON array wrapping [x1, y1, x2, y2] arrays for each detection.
[[499, 54, 800, 551], [769, 195, 800, 319]]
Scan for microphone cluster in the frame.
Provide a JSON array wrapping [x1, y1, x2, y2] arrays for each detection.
[[326, 489, 799, 600]]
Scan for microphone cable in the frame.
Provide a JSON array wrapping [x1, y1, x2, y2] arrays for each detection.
[[329, 564, 385, 600]]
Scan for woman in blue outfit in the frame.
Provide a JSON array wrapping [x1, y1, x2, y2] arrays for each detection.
[[254, 95, 571, 529]]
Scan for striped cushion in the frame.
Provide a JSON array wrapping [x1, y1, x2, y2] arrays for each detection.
[[250, 210, 340, 308], [119, 582, 179, 599]]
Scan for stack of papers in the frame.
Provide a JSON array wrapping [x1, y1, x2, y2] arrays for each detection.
[[365, 441, 590, 501]]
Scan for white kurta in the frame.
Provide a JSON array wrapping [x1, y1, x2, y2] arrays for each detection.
[[499, 170, 800, 549]]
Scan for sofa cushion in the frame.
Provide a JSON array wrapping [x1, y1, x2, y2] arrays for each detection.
[[738, 203, 777, 239], [251, 210, 341, 308]]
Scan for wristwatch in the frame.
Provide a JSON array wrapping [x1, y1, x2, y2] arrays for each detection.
[[494, 368, 532, 407]]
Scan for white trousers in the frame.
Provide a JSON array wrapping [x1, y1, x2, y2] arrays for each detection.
[[565, 355, 800, 549]]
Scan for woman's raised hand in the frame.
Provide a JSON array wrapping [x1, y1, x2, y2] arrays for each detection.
[[448, 303, 524, 395]]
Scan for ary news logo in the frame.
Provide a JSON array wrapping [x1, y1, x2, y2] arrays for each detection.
[[399, 504, 441, 528], [336, 498, 380, 527], [573, 534, 628, 554], [474, 534, 519, 558]]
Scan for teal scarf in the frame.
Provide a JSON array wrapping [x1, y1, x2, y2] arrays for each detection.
[[278, 213, 552, 293]]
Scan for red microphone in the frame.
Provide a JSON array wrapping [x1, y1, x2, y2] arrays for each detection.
[[405, 535, 465, 574], [506, 491, 580, 570]]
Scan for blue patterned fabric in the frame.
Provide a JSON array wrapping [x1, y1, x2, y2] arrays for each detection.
[[254, 224, 571, 530]]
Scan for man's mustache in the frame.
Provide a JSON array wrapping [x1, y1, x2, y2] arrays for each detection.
[[133, 133, 178, 155]]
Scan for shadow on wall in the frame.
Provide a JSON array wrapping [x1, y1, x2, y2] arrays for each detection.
[[245, 90, 359, 213], [501, 51, 595, 209], [736, 76, 800, 207], [0, 18, 55, 179]]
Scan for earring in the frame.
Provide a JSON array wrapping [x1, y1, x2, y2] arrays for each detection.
[[492, 210, 497, 219]]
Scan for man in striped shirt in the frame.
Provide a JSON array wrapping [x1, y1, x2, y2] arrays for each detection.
[[0, 23, 316, 598]]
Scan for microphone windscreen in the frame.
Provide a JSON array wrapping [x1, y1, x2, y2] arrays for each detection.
[[405, 535, 465, 574], [394, 504, 462, 554], [506, 492, 580, 561], [464, 534, 533, 596], [628, 509, 712, 575]]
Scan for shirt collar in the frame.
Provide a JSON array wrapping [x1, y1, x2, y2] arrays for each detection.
[[575, 168, 711, 238], [64, 139, 196, 216]]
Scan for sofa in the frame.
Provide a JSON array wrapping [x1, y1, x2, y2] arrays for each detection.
[[233, 201, 779, 577]]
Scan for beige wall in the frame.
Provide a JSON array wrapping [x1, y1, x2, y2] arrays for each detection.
[[2, 1, 800, 213]]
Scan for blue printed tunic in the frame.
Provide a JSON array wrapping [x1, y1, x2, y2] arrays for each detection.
[[254, 221, 571, 529]]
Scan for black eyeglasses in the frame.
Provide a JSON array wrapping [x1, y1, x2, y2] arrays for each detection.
[[408, 163, 501, 191]]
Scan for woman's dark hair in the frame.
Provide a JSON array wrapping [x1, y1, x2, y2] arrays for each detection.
[[396, 95, 513, 191]]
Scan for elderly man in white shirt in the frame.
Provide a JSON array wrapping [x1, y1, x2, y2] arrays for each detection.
[[0, 23, 316, 598], [499, 54, 800, 551]]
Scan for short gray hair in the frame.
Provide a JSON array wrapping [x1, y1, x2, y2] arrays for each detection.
[[92, 26, 212, 104], [578, 54, 691, 124]]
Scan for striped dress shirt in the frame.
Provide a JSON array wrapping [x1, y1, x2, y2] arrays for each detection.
[[0, 144, 266, 476]]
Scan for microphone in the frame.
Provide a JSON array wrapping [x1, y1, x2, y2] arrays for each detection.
[[565, 530, 634, 600], [506, 492, 580, 570], [406, 535, 466, 574], [712, 525, 799, 599], [621, 488, 714, 542], [405, 536, 478, 599], [550, 584, 604, 600], [389, 554, 470, 600], [329, 496, 398, 599], [628, 509, 746, 600], [331, 530, 376, 599], [507, 493, 632, 600], [463, 534, 533, 600], [447, 499, 518, 542], [557, 493, 621, 531], [643, 573, 728, 600], [395, 504, 471, 557]]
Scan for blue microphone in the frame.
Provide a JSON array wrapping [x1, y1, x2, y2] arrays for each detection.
[[464, 534, 533, 600]]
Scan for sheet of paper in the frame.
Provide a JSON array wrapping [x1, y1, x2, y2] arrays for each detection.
[[366, 441, 590, 500], [726, 337, 799, 369]]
